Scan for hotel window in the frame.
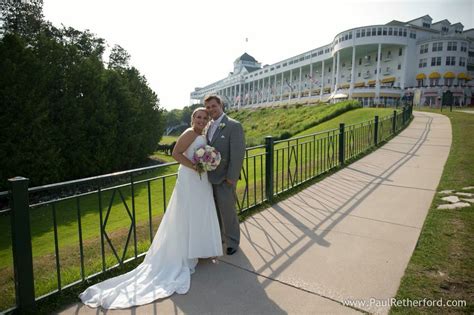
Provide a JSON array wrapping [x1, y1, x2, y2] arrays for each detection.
[[344, 34, 348, 40], [388, 28, 393, 35], [442, 26, 449, 33], [328, 67, 331, 72], [356, 30, 360, 38], [378, 28, 382, 35], [349, 33, 352, 39], [446, 56, 456, 66], [383, 28, 387, 35], [358, 72, 361, 77], [419, 44, 428, 54], [394, 28, 398, 36], [361, 29, 365, 37], [460, 42, 467, 52], [399, 47, 403, 56], [318, 50, 323, 55], [417, 79, 424, 87], [422, 22, 430, 28], [447, 41, 457, 51], [399, 28, 403, 36], [372, 28, 376, 36], [397, 64, 401, 70], [374, 69, 377, 74], [459, 57, 466, 67], [419, 58, 427, 68], [311, 52, 317, 57], [366, 29, 371, 37], [432, 42, 442, 52], [410, 32, 416, 39], [431, 57, 441, 66], [342, 62, 346, 67], [283, 63, 287, 66], [276, 65, 281, 69], [403, 29, 407, 37], [359, 58, 362, 65], [445, 78, 453, 86]]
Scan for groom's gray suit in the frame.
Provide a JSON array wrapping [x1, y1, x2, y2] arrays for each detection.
[[207, 114, 245, 250]]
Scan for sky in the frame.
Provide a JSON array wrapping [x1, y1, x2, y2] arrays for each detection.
[[42, 0, 473, 110]]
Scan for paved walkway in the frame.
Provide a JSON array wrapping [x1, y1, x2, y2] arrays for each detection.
[[58, 111, 452, 315]]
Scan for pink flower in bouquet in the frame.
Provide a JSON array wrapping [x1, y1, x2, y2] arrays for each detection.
[[192, 145, 221, 179]]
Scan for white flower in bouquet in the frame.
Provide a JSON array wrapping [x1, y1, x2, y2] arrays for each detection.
[[192, 145, 221, 179]]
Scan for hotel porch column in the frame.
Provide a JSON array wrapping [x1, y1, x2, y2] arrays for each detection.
[[401, 45, 408, 89], [375, 43, 382, 104], [273, 74, 277, 102], [309, 62, 313, 99], [349, 45, 356, 98], [280, 72, 284, 102], [289, 69, 293, 101], [252, 80, 256, 105], [298, 66, 302, 99], [331, 55, 336, 93], [320, 61, 325, 100], [267, 76, 271, 104], [238, 83, 242, 109], [335, 51, 340, 93]]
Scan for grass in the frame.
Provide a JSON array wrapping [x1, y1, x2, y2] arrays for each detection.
[[229, 100, 361, 146], [0, 103, 401, 312], [390, 109, 474, 314]]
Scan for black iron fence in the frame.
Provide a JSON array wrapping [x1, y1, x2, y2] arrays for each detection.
[[0, 106, 413, 313]]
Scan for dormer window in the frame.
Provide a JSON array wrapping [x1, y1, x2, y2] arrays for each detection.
[[423, 22, 431, 28]]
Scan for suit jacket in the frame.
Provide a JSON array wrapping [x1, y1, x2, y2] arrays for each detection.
[[206, 114, 246, 185]]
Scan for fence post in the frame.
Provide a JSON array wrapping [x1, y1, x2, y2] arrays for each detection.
[[265, 136, 274, 202], [9, 176, 35, 312], [339, 123, 345, 165], [392, 110, 397, 134], [374, 115, 379, 146]]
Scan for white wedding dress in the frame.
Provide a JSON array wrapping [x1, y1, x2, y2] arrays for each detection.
[[79, 135, 223, 309]]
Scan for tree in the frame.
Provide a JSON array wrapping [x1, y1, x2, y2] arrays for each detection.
[[0, 3, 165, 190], [108, 44, 130, 70]]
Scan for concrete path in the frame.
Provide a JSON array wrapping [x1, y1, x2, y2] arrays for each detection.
[[57, 111, 451, 315]]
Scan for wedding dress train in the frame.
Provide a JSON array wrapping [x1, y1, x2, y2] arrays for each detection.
[[79, 135, 222, 309]]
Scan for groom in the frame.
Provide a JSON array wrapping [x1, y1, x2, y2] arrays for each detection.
[[204, 95, 245, 255]]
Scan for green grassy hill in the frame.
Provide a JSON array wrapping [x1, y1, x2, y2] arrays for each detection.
[[229, 100, 360, 146]]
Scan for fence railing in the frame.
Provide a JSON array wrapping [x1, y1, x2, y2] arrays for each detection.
[[0, 105, 413, 313]]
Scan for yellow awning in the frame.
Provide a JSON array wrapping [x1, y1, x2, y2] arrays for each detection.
[[368, 80, 376, 85], [352, 92, 376, 98], [340, 83, 350, 89], [381, 77, 396, 83], [416, 73, 426, 80], [457, 72, 467, 79], [444, 72, 455, 79], [380, 93, 401, 98], [429, 72, 441, 79], [354, 82, 365, 87]]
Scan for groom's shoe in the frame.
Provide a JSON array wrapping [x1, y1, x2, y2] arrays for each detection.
[[226, 247, 238, 255]]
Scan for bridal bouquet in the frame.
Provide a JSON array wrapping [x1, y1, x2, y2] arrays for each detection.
[[192, 145, 221, 179]]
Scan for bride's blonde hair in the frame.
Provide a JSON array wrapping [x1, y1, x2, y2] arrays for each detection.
[[190, 107, 209, 127]]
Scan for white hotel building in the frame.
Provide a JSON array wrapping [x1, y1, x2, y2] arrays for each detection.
[[191, 15, 474, 108]]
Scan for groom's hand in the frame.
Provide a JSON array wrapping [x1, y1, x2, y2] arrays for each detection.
[[225, 179, 235, 186]]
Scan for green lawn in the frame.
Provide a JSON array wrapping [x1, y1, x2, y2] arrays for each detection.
[[391, 109, 474, 314]]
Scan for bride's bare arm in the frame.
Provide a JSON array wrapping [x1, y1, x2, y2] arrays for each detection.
[[172, 129, 198, 170]]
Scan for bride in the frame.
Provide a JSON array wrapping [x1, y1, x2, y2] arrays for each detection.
[[79, 108, 223, 309]]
